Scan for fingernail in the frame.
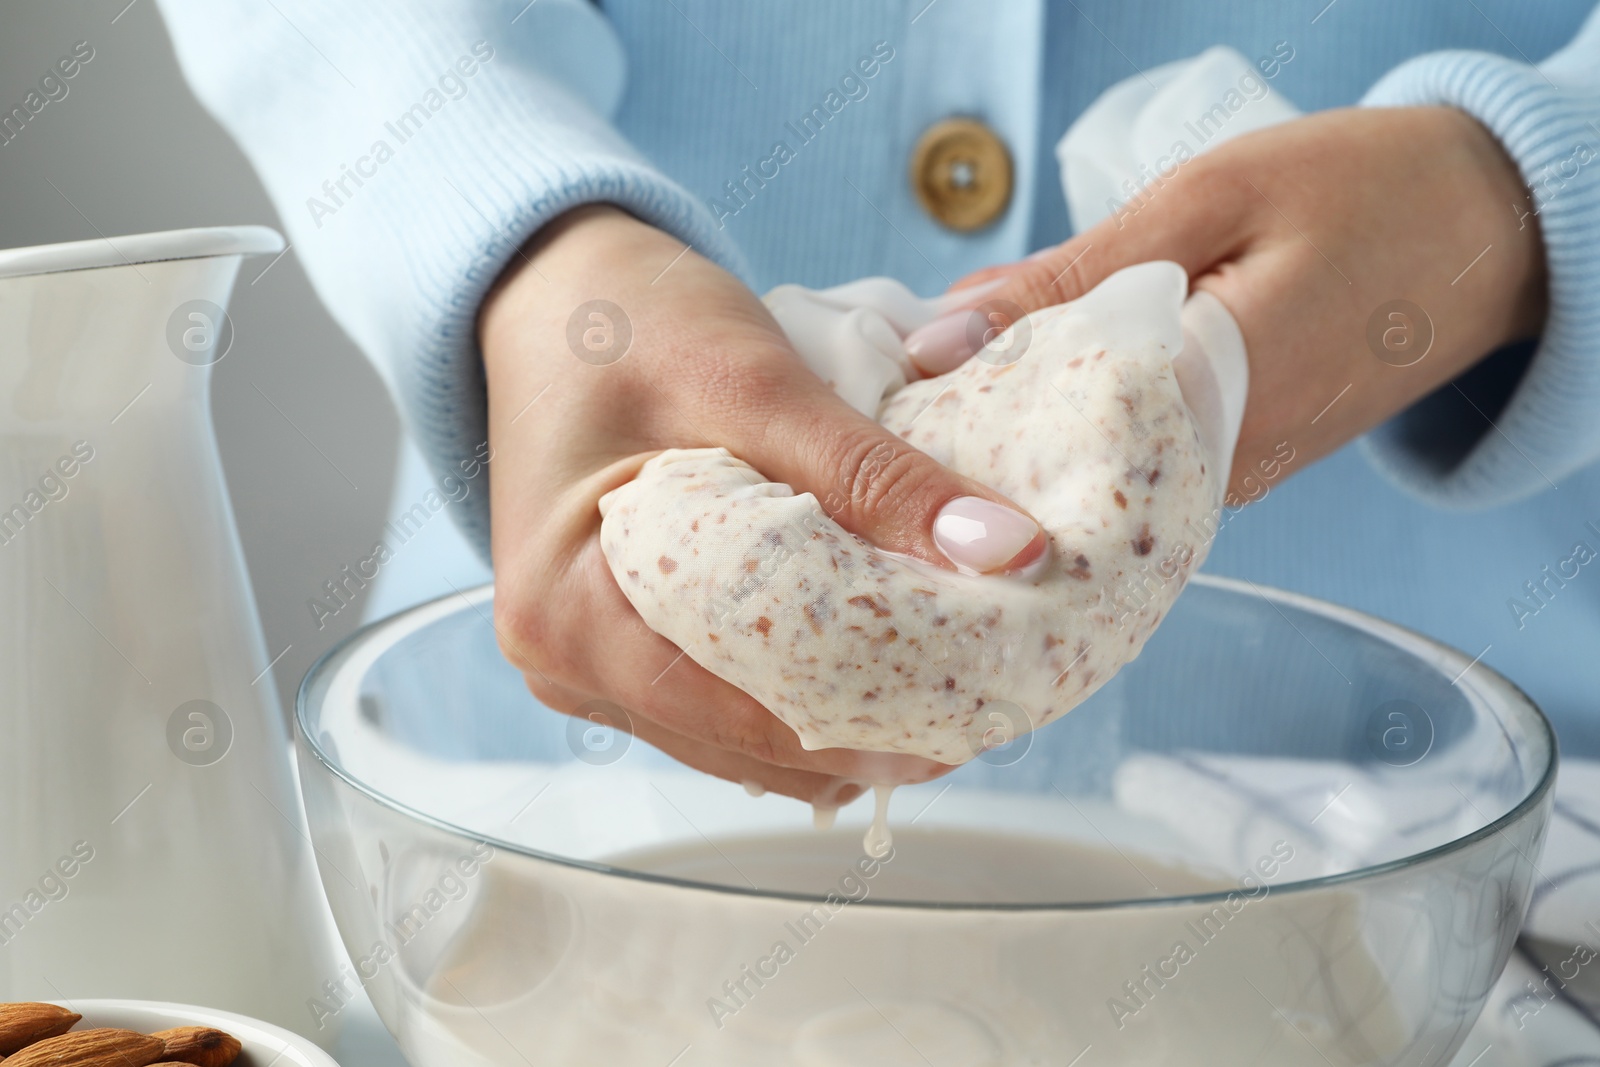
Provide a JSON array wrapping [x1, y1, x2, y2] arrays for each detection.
[[904, 311, 979, 376], [934, 277, 1006, 313], [1025, 246, 1056, 261], [933, 496, 1043, 574]]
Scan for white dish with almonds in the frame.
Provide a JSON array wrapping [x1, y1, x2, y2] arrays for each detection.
[[40, 1000, 339, 1067]]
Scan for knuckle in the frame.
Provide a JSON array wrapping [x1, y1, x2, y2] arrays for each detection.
[[523, 673, 576, 715], [1041, 255, 1087, 307], [829, 428, 937, 527], [493, 598, 575, 686], [730, 727, 784, 768], [683, 702, 785, 767], [985, 255, 1075, 313], [1007, 244, 1086, 309], [493, 599, 541, 669]]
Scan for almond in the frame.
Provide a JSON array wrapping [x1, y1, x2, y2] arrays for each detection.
[[2, 1027, 164, 1067], [0, 1003, 82, 1055], [149, 1027, 241, 1067]]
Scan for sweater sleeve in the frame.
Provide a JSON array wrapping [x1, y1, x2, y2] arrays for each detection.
[[153, 0, 747, 556], [1358, 5, 1600, 507]]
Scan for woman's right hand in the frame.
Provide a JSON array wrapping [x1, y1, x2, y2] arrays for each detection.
[[479, 205, 1044, 804]]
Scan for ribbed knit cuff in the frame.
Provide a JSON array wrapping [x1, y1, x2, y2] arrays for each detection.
[[367, 74, 747, 560], [1360, 51, 1600, 507], [382, 140, 746, 559], [157, 0, 747, 562]]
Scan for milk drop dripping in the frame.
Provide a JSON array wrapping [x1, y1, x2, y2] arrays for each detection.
[[862, 785, 895, 859], [811, 785, 894, 857]]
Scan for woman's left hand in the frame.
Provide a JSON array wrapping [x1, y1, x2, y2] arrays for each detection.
[[906, 106, 1548, 499]]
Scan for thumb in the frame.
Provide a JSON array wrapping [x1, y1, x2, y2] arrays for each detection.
[[731, 359, 1047, 575], [905, 167, 1246, 375]]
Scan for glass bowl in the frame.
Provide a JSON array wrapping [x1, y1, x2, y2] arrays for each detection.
[[295, 576, 1554, 1067]]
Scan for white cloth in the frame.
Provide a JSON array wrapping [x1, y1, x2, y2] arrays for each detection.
[[1114, 752, 1600, 1064]]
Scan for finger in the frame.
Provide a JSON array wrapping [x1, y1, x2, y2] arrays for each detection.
[[613, 645, 951, 786], [504, 214, 1041, 575], [706, 353, 1048, 575], [624, 716, 870, 808], [527, 673, 867, 806], [505, 540, 955, 785], [906, 163, 1254, 374], [585, 552, 953, 784]]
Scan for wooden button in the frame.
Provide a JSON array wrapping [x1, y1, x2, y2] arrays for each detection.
[[909, 117, 1013, 232]]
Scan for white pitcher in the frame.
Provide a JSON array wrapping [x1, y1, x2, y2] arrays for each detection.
[[0, 227, 339, 1042]]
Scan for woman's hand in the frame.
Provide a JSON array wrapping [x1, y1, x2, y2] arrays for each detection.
[[907, 106, 1548, 498], [480, 205, 1045, 802]]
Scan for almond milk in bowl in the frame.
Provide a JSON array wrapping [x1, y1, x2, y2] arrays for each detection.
[[294, 578, 1553, 1067]]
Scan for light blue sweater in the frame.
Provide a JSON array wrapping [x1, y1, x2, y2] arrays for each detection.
[[153, 0, 1600, 751]]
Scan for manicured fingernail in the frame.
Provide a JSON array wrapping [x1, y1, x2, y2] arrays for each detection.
[[934, 277, 1006, 313], [933, 496, 1043, 574], [905, 311, 979, 375]]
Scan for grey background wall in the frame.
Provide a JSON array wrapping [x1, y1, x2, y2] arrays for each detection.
[[0, 0, 400, 713]]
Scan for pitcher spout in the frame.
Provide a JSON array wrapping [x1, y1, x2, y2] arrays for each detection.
[[0, 226, 284, 427]]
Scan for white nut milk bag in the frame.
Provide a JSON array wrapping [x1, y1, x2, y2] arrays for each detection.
[[598, 262, 1247, 765]]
